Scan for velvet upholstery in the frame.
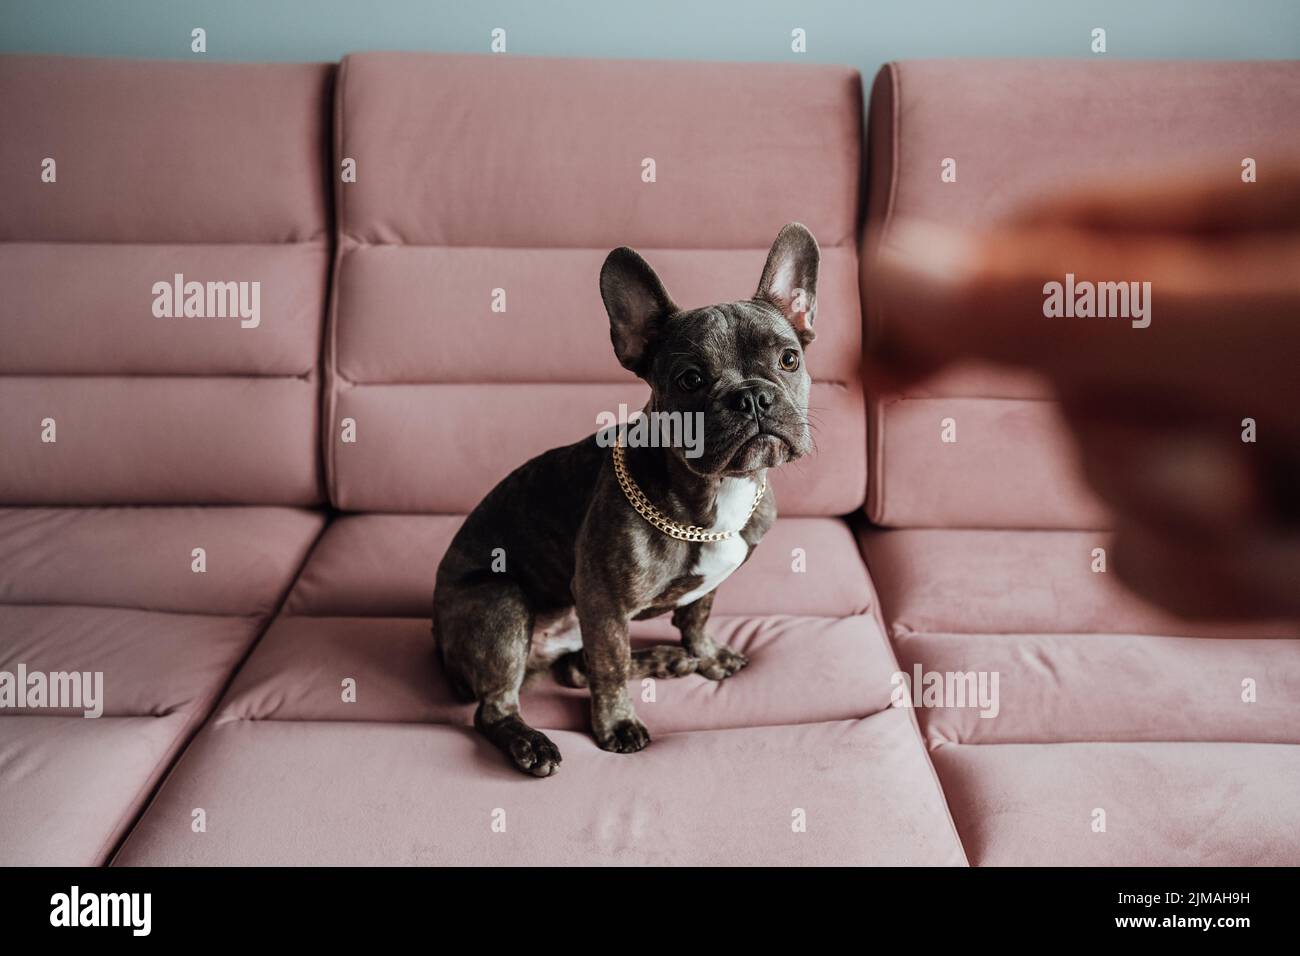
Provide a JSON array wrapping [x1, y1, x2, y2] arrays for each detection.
[[2, 52, 1297, 868], [0, 55, 332, 864], [0, 55, 331, 506], [859, 59, 1300, 864], [325, 53, 868, 517]]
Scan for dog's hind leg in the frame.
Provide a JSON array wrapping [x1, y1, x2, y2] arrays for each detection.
[[553, 645, 699, 688], [436, 576, 562, 777]]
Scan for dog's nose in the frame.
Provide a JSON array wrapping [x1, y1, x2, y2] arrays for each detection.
[[727, 384, 776, 419]]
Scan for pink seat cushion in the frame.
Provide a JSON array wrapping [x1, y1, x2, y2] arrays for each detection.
[[222, 614, 896, 735], [859, 523, 1300, 864], [288, 514, 875, 619], [114, 713, 966, 866], [0, 716, 188, 866], [0, 507, 324, 616], [227, 515, 891, 733], [895, 630, 1300, 747], [1, 606, 263, 719], [934, 741, 1300, 866], [0, 506, 324, 865], [116, 513, 968, 864]]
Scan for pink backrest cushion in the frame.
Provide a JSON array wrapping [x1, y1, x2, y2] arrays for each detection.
[[328, 52, 866, 515], [0, 55, 332, 505]]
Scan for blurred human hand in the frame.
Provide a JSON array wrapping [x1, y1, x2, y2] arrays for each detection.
[[866, 165, 1300, 619]]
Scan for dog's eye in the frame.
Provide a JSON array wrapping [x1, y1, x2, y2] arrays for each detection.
[[779, 348, 801, 372], [677, 369, 704, 392]]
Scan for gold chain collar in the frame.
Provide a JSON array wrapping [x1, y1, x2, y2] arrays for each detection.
[[611, 437, 766, 542]]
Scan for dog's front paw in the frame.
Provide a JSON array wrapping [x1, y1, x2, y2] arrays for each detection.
[[698, 646, 749, 681], [595, 717, 651, 754], [508, 728, 563, 777]]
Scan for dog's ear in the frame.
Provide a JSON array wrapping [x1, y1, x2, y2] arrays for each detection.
[[755, 222, 819, 346], [601, 246, 678, 374]]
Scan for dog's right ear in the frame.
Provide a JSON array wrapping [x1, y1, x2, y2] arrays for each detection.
[[601, 247, 677, 374], [755, 222, 819, 346]]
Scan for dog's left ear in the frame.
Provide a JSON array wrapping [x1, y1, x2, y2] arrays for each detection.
[[755, 222, 819, 346]]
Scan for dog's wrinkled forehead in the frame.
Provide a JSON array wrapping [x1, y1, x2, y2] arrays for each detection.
[[653, 301, 798, 371]]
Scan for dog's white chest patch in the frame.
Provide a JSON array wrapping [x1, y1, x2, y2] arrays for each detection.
[[675, 477, 756, 607]]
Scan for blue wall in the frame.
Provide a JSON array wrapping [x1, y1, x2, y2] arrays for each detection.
[[3, 0, 1298, 83]]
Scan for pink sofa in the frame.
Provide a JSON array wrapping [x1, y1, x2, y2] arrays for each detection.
[[1, 52, 1297, 867]]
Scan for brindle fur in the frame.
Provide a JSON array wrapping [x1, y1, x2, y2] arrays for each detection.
[[433, 224, 819, 776]]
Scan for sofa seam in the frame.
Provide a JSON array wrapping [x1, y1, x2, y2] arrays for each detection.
[[880, 61, 902, 262], [274, 609, 874, 622], [853, 506, 970, 863], [207, 706, 908, 737], [328, 377, 858, 389], [335, 236, 864, 252], [928, 738, 1300, 749], [86, 706, 213, 866], [0, 236, 330, 248], [891, 628, 1299, 641], [881, 394, 1062, 406], [311, 60, 340, 511], [324, 55, 350, 510], [865, 62, 901, 526], [103, 518, 333, 865], [0, 371, 318, 381], [0, 600, 266, 620]]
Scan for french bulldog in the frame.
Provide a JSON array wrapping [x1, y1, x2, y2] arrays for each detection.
[[433, 223, 819, 776]]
